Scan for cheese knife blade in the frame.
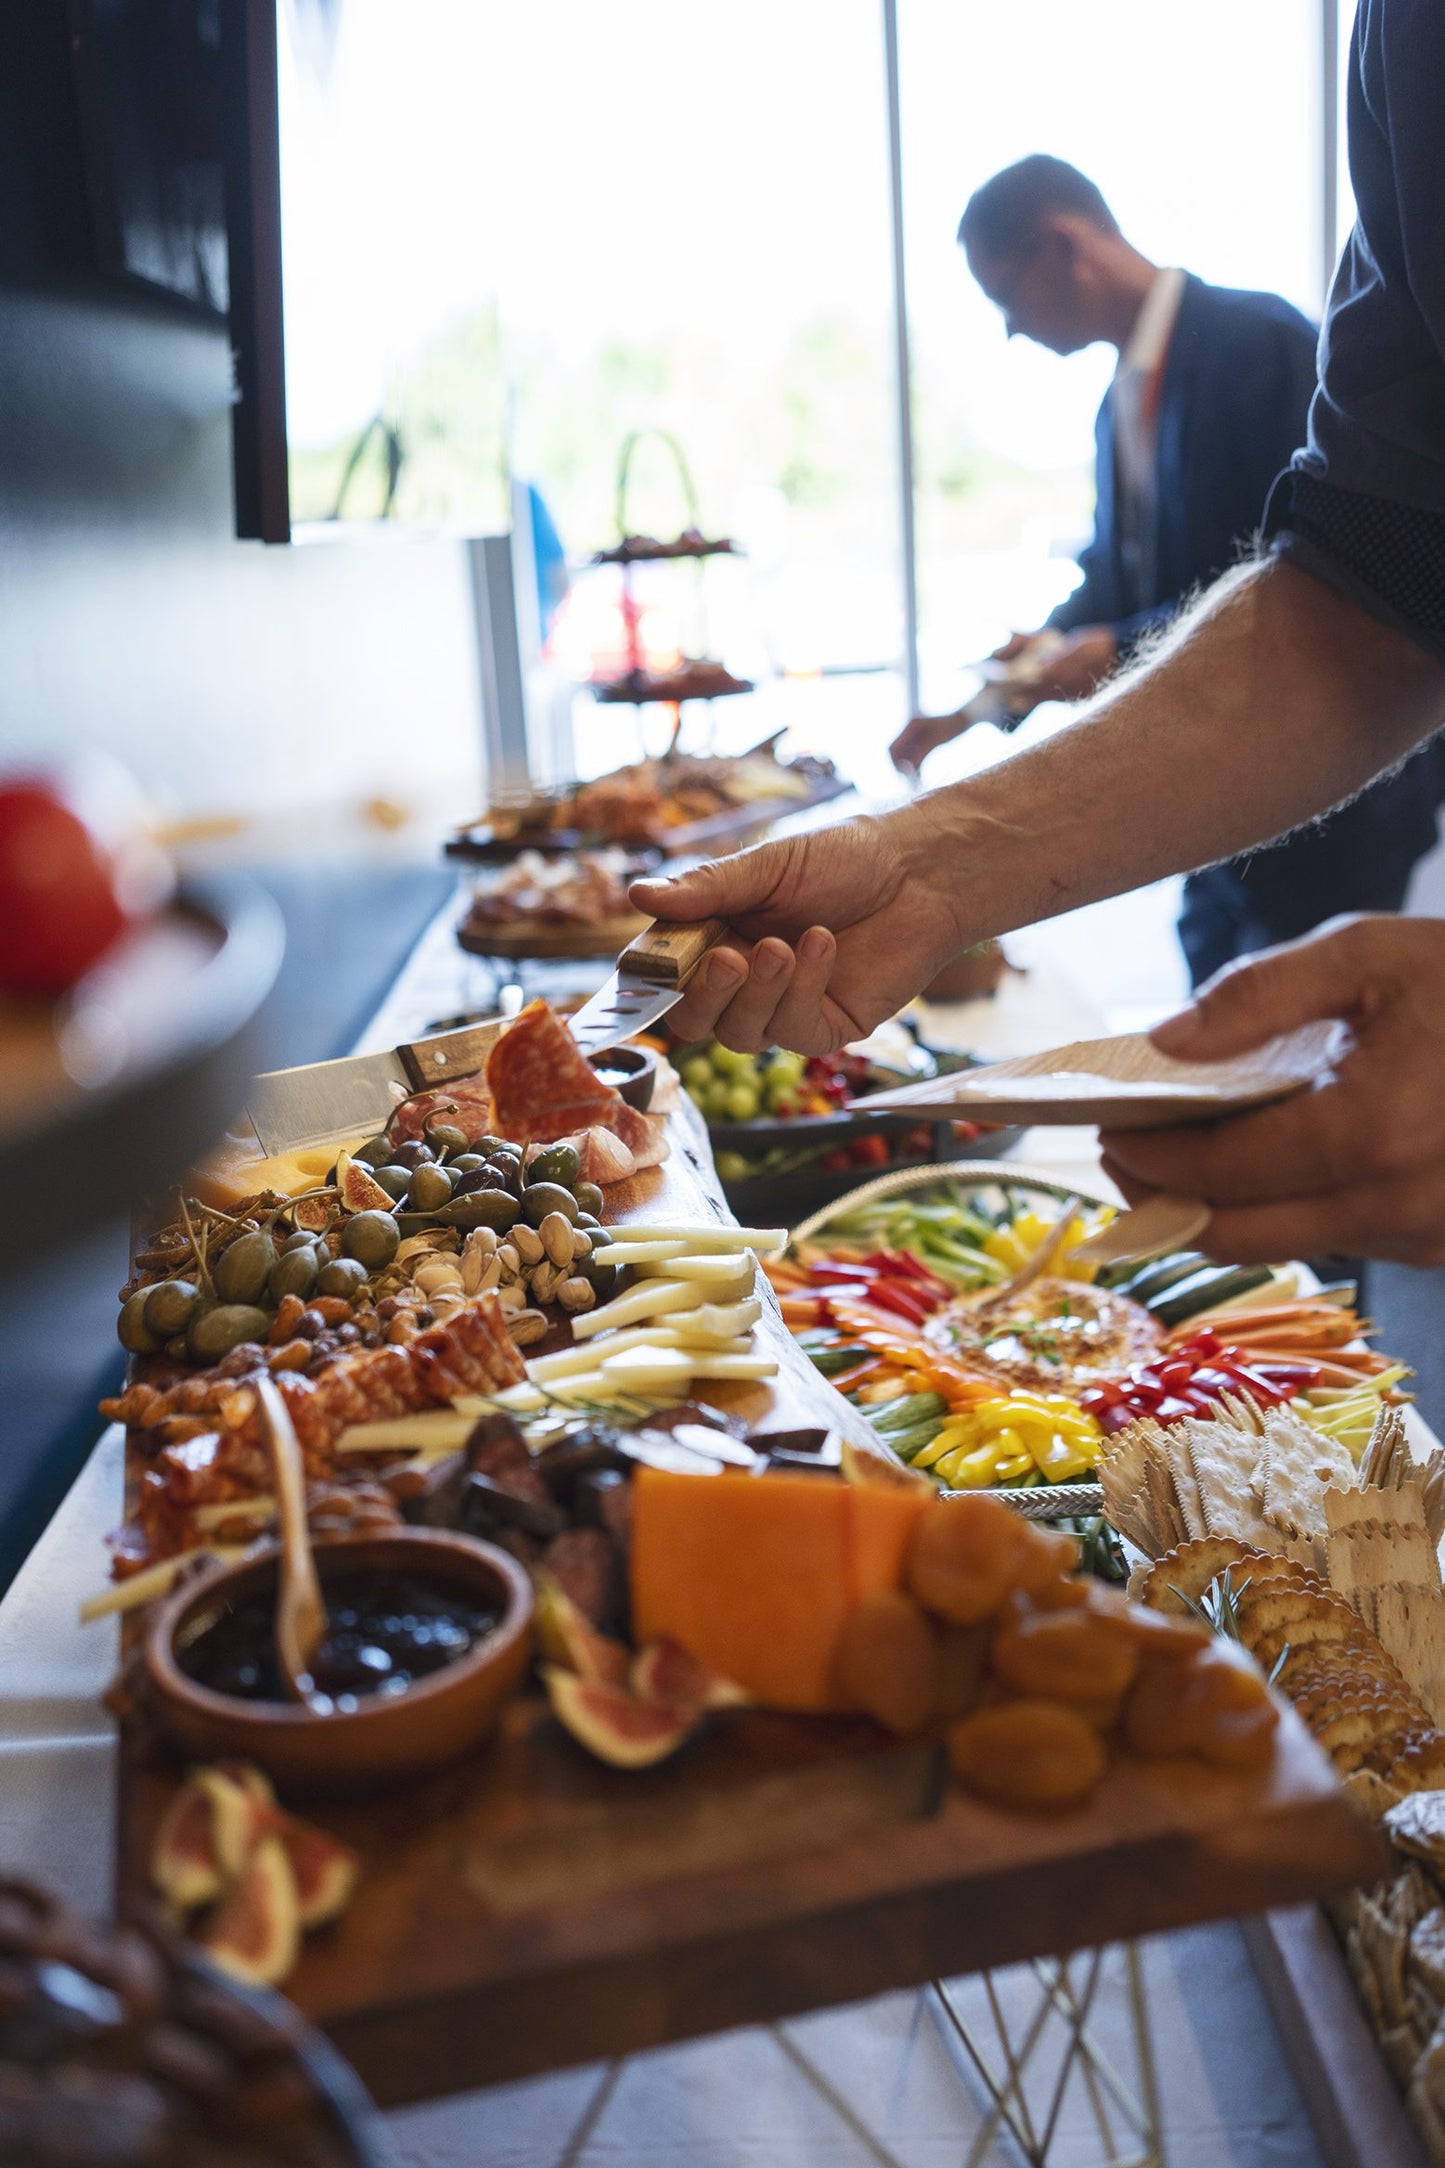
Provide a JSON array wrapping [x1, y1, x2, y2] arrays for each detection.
[[246, 1019, 507, 1156], [568, 918, 727, 1054]]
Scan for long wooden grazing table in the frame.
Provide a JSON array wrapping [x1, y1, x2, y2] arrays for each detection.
[[112, 920, 1385, 2112]]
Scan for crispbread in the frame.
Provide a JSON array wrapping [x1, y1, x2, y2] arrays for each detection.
[[1260, 1407, 1355, 1544], [1161, 1424, 1207, 1541], [1326, 1479, 1442, 1599], [1370, 1585, 1445, 1726], [1387, 1792, 1445, 1872], [1184, 1418, 1279, 1547]]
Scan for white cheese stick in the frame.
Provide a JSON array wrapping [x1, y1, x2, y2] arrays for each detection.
[[336, 1410, 478, 1454], [600, 1345, 697, 1390], [634, 1254, 757, 1294], [590, 1239, 689, 1267], [528, 1323, 756, 1382], [685, 1296, 763, 1341], [570, 1277, 707, 1339], [603, 1224, 786, 1253], [79, 1546, 247, 1625]]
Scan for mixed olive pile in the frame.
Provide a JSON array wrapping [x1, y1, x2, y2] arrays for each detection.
[[117, 1118, 618, 1370]]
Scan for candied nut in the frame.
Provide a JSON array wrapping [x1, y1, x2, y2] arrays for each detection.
[[265, 1339, 313, 1374], [557, 1276, 596, 1313], [948, 1699, 1107, 1809], [269, 1293, 306, 1344], [385, 1315, 415, 1344], [508, 1307, 550, 1347], [510, 1224, 544, 1267], [538, 1212, 575, 1268], [311, 1295, 354, 1326]]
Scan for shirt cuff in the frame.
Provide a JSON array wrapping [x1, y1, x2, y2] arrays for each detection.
[[1264, 467, 1445, 666]]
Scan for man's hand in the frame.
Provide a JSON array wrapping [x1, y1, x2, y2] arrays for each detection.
[[630, 810, 971, 1055], [1021, 625, 1117, 704], [1100, 915, 1445, 1265], [890, 708, 972, 779]]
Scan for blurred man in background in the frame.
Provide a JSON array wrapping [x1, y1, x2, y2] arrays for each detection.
[[891, 154, 1440, 986]]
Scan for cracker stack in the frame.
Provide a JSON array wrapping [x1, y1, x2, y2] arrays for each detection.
[[1136, 1534, 1445, 1804], [1335, 1792, 1445, 2165]]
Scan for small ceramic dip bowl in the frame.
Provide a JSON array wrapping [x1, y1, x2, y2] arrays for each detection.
[[144, 1528, 532, 1795], [588, 1043, 657, 1112]]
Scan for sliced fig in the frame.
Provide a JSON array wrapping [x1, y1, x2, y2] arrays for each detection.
[[534, 1573, 630, 1688], [199, 1837, 301, 1989], [630, 1640, 750, 1713], [151, 1777, 228, 1912], [339, 1156, 397, 1214], [194, 1766, 274, 1879], [292, 1193, 332, 1231], [544, 1666, 700, 1770], [277, 1814, 360, 1930]]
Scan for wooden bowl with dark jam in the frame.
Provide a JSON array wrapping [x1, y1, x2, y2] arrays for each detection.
[[143, 1529, 533, 1794]]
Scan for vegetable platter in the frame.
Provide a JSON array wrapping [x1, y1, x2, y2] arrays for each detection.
[[770, 1164, 1405, 1513]]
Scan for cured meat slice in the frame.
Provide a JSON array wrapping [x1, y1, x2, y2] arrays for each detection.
[[526, 1124, 637, 1187], [388, 1080, 495, 1146], [485, 1000, 618, 1145], [608, 1099, 669, 1170]]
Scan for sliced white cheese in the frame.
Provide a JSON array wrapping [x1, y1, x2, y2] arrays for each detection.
[[681, 1295, 763, 1342], [634, 1254, 757, 1295], [570, 1277, 707, 1340], [79, 1546, 247, 1625], [528, 1325, 703, 1381], [590, 1238, 689, 1267], [679, 1352, 779, 1382], [605, 1224, 785, 1253], [599, 1345, 698, 1390], [335, 1410, 477, 1455]]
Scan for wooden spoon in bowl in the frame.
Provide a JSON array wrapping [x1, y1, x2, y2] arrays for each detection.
[[254, 1374, 329, 1704]]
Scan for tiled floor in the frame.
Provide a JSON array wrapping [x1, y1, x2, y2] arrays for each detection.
[[384, 1927, 1324, 2168]]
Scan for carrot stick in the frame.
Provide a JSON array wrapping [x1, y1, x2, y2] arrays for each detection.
[[778, 1296, 827, 1326]]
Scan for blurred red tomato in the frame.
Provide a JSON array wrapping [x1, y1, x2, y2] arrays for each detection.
[[0, 780, 130, 997]]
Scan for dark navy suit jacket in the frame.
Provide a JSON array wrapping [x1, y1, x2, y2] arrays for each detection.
[[1048, 273, 1318, 645], [1050, 272, 1439, 937]]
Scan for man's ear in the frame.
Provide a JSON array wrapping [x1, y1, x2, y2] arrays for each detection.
[[1038, 212, 1088, 270]]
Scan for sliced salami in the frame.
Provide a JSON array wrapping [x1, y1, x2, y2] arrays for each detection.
[[607, 1099, 669, 1170], [485, 999, 617, 1144]]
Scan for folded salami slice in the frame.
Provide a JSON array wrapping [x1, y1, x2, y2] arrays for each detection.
[[485, 999, 619, 1144]]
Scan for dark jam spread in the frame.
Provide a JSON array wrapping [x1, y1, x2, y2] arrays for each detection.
[[178, 1572, 499, 1712]]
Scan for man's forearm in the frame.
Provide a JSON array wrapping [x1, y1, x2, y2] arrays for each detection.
[[906, 556, 1445, 948]]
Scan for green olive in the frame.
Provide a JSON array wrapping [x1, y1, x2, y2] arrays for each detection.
[[440, 1188, 520, 1234], [371, 1165, 413, 1201], [528, 1142, 581, 1189], [143, 1278, 202, 1339], [407, 1163, 455, 1213], [582, 1222, 611, 1245], [581, 1258, 618, 1300], [352, 1135, 393, 1168], [470, 1135, 508, 1156], [188, 1304, 272, 1362], [164, 1333, 191, 1362], [450, 1153, 485, 1176], [118, 1290, 161, 1355], [316, 1256, 369, 1300], [425, 1122, 470, 1157], [573, 1183, 605, 1219], [341, 1210, 401, 1270], [521, 1182, 578, 1228], [214, 1231, 278, 1306], [269, 1245, 320, 1302]]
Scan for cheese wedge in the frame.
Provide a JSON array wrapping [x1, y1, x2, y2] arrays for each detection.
[[189, 1135, 371, 1210]]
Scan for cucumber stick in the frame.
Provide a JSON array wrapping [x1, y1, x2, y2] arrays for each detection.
[[1149, 1263, 1273, 1327], [1115, 1252, 1208, 1305]]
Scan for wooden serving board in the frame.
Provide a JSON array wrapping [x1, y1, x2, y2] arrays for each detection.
[[114, 1062, 1385, 2110]]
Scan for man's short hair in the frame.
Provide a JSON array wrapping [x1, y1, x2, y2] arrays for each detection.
[[958, 155, 1119, 262]]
